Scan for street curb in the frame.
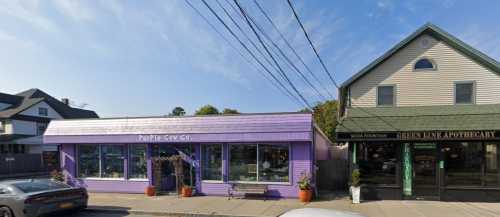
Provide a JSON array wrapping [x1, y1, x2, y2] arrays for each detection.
[[85, 207, 271, 217]]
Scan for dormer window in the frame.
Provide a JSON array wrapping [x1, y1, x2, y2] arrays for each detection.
[[38, 107, 48, 116], [414, 58, 436, 70]]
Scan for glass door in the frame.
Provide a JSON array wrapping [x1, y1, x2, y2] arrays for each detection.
[[412, 143, 439, 199]]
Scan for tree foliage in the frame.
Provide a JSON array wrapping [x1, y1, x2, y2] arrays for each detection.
[[170, 107, 186, 116], [195, 104, 220, 115], [301, 100, 338, 142], [222, 108, 240, 114]]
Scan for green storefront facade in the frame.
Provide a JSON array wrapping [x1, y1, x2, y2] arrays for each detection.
[[337, 105, 500, 201]]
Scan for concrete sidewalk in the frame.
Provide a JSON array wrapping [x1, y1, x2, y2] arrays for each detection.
[[88, 193, 500, 217]]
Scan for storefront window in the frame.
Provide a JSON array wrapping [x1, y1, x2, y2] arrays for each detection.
[[442, 142, 482, 186], [258, 144, 289, 182], [201, 144, 222, 181], [101, 145, 125, 178], [229, 145, 257, 182], [358, 143, 397, 185], [485, 143, 500, 186], [78, 145, 100, 178], [229, 144, 290, 183], [129, 145, 147, 179]]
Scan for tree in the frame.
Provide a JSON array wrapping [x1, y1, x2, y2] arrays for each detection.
[[222, 108, 240, 114], [300, 100, 338, 142], [195, 104, 220, 115], [170, 107, 186, 116]]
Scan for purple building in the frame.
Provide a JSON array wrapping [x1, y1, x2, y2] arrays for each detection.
[[43, 112, 331, 198]]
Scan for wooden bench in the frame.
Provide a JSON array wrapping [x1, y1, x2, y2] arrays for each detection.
[[228, 183, 268, 200]]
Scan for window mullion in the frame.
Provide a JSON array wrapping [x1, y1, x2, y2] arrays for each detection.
[[256, 144, 259, 183]]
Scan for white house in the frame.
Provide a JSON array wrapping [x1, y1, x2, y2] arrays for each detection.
[[0, 89, 98, 175]]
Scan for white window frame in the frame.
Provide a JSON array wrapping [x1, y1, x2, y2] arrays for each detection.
[[0, 121, 4, 133], [227, 143, 291, 185], [201, 144, 224, 183], [127, 144, 148, 181], [376, 85, 396, 107], [454, 81, 476, 105], [77, 144, 126, 180], [414, 57, 437, 71], [38, 107, 48, 116]]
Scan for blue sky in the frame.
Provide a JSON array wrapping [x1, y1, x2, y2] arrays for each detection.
[[1, 0, 499, 117]]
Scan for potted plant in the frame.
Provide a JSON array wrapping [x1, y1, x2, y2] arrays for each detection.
[[181, 185, 193, 197], [50, 170, 64, 182], [297, 173, 312, 202], [350, 169, 361, 204], [145, 185, 156, 196]]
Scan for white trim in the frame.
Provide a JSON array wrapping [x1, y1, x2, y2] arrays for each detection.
[[413, 57, 438, 71], [202, 180, 224, 184], [454, 81, 476, 105], [376, 84, 396, 107], [128, 178, 149, 182], [80, 177, 125, 181]]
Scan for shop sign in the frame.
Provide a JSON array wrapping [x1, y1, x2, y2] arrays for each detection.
[[399, 131, 497, 140], [137, 134, 192, 142], [338, 130, 500, 141]]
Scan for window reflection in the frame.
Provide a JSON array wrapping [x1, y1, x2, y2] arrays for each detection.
[[202, 144, 222, 181], [258, 144, 289, 182], [442, 142, 482, 186], [358, 143, 397, 185]]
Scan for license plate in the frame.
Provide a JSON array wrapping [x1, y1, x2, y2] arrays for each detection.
[[59, 202, 73, 209]]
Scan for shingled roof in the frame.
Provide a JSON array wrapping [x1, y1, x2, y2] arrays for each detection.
[[0, 89, 98, 119], [336, 104, 500, 133]]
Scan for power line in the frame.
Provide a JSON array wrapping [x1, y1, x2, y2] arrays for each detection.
[[198, 0, 308, 108], [235, 2, 327, 102], [286, 0, 340, 89], [234, 0, 313, 109], [213, 0, 286, 84], [253, 0, 335, 99], [222, 0, 326, 102], [183, 0, 300, 106]]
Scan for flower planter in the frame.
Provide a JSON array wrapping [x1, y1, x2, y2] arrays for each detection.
[[350, 186, 360, 204], [182, 186, 193, 197], [298, 189, 312, 202], [145, 186, 156, 197]]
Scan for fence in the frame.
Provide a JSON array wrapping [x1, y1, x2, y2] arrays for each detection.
[[317, 144, 349, 191], [0, 154, 46, 176]]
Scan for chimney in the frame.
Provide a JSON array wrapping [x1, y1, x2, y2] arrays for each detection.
[[61, 98, 70, 106]]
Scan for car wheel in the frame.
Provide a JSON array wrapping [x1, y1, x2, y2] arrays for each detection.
[[0, 207, 13, 217]]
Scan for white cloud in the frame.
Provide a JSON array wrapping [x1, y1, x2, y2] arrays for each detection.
[[52, 0, 95, 21], [458, 25, 500, 61], [0, 1, 59, 32]]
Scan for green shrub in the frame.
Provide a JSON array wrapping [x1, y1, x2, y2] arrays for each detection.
[[351, 169, 361, 187]]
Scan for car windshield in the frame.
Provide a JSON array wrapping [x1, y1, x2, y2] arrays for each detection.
[[12, 180, 70, 193]]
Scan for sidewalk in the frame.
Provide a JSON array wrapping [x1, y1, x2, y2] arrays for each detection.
[[88, 192, 500, 217]]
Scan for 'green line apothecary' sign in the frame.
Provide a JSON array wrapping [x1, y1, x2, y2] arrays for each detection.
[[403, 143, 412, 196]]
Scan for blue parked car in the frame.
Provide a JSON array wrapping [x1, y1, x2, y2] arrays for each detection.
[[0, 179, 87, 217]]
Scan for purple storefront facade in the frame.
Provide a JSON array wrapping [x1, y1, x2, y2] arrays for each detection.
[[43, 112, 331, 198]]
